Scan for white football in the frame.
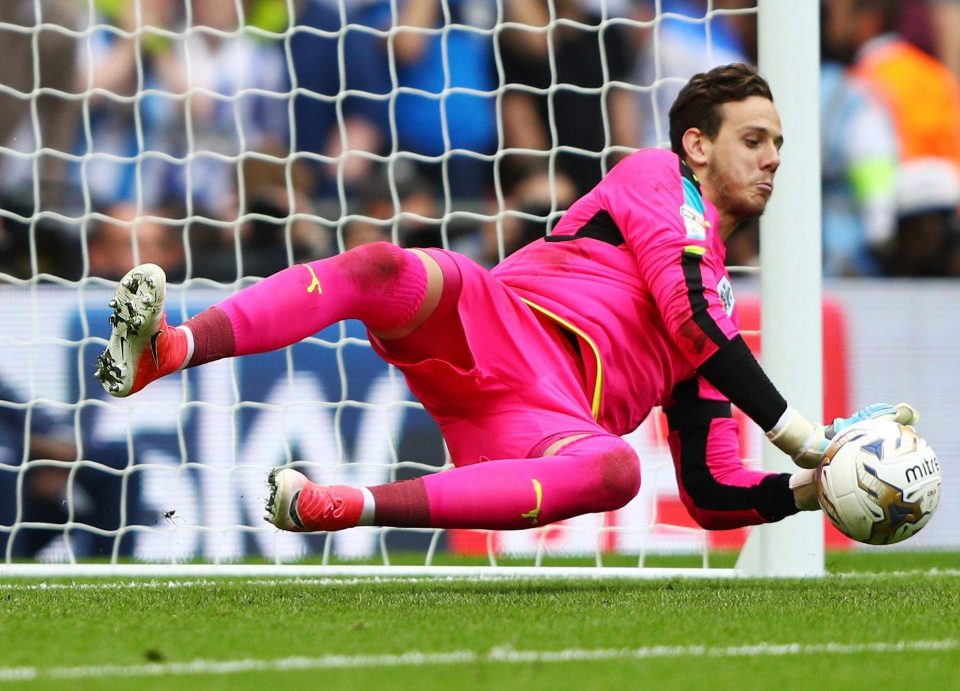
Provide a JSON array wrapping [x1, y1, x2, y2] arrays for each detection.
[[816, 419, 941, 545]]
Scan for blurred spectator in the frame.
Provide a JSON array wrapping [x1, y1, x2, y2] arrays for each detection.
[[76, 0, 183, 212], [341, 216, 391, 251], [898, 0, 960, 83], [631, 1, 752, 149], [459, 163, 578, 267], [343, 169, 449, 251], [293, 0, 500, 204], [87, 203, 186, 282], [0, 1, 84, 281], [0, 216, 83, 282], [926, 0, 960, 83], [0, 1, 83, 215], [181, 208, 332, 285], [290, 0, 394, 198], [0, 370, 136, 560], [820, 61, 899, 276], [81, 0, 290, 221], [890, 159, 960, 276], [229, 154, 333, 278], [389, 0, 500, 202], [824, 0, 960, 167], [386, 177, 444, 249], [823, 0, 960, 276], [166, 0, 290, 221], [499, 0, 639, 196], [0, 378, 76, 559], [724, 218, 760, 269]]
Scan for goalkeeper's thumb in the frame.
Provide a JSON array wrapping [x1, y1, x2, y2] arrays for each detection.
[[891, 402, 919, 426], [766, 407, 826, 469]]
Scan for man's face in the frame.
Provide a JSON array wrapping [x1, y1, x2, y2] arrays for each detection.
[[822, 0, 862, 65], [699, 96, 782, 224]]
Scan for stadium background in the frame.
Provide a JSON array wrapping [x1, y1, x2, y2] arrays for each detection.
[[0, 1, 955, 565], [1, 281, 956, 562]]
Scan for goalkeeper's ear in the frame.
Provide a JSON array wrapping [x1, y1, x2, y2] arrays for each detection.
[[680, 127, 710, 168]]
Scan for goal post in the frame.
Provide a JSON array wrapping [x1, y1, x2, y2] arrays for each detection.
[[0, 1, 824, 579], [736, 0, 824, 577]]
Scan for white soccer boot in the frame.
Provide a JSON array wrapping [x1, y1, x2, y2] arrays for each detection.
[[265, 468, 312, 531], [94, 263, 186, 397], [265, 468, 367, 532]]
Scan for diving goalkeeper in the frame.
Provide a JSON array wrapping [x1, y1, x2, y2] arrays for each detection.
[[95, 63, 917, 534]]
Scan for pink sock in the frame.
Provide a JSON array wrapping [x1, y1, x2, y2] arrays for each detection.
[[186, 242, 427, 361], [373, 435, 641, 530]]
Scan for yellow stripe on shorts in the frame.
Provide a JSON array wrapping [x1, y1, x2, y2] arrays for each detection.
[[520, 298, 603, 420]]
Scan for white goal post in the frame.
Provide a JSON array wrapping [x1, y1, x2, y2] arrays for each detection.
[[736, 0, 824, 577], [0, 0, 822, 578]]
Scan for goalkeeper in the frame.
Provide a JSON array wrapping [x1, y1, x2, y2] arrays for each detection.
[[95, 64, 917, 534]]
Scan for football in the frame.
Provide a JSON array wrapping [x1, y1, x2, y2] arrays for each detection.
[[816, 419, 941, 545]]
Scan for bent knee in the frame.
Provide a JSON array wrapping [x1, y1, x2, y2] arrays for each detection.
[[577, 437, 641, 512], [341, 241, 416, 286]]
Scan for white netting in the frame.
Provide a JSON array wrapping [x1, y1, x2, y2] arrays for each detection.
[[0, 1, 769, 572]]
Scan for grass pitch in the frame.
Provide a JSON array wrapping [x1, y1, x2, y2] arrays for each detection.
[[1, 551, 958, 690]]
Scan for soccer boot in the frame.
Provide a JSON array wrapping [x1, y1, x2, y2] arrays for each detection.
[[94, 263, 188, 397], [265, 468, 365, 532]]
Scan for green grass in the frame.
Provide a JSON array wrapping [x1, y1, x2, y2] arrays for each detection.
[[1, 550, 958, 690]]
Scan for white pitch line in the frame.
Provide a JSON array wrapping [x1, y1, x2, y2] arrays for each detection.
[[0, 577, 433, 591], [1, 568, 958, 591], [832, 568, 960, 579], [0, 640, 955, 682]]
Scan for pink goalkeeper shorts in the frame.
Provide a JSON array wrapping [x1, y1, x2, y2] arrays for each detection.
[[370, 248, 603, 466]]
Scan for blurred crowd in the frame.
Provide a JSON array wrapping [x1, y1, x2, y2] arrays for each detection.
[[0, 0, 959, 294], [4, 0, 960, 559]]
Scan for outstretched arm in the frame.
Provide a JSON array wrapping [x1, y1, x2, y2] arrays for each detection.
[[664, 378, 800, 529], [696, 336, 919, 468]]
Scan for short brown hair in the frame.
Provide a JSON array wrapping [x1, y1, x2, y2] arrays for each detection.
[[668, 63, 774, 156]]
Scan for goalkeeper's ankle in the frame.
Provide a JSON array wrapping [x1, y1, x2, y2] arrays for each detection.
[[158, 325, 192, 373], [124, 321, 190, 394], [296, 483, 374, 531]]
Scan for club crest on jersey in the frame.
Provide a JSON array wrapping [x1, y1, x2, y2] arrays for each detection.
[[717, 276, 735, 316], [680, 204, 706, 240]]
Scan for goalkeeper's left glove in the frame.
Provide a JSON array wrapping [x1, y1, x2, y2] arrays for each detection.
[[767, 402, 919, 469]]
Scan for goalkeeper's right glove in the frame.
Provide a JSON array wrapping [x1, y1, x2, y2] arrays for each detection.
[[789, 468, 819, 511], [767, 402, 919, 469]]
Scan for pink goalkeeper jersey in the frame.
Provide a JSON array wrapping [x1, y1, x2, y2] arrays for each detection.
[[492, 148, 740, 436]]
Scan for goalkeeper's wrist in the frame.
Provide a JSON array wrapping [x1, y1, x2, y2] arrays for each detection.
[[766, 406, 825, 468]]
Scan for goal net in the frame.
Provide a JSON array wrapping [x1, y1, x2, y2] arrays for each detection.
[[0, 0, 821, 577]]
